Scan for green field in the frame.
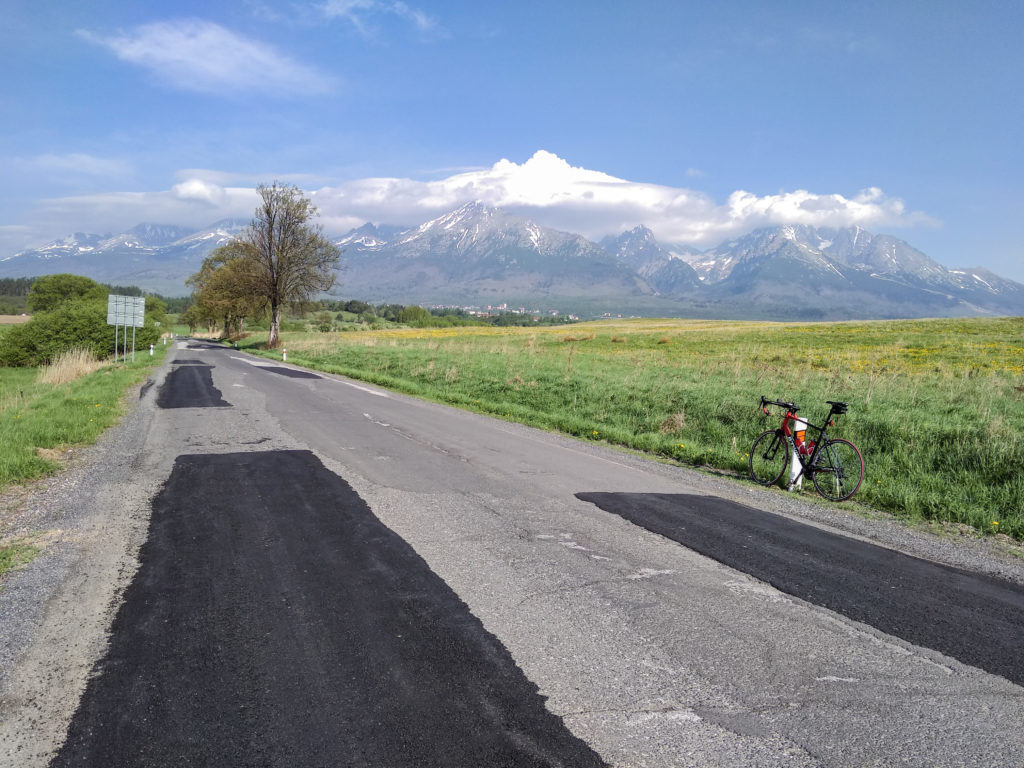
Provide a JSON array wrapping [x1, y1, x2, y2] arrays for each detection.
[[0, 347, 167, 579], [240, 316, 1024, 540]]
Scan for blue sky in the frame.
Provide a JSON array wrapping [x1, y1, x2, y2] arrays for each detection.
[[2, 0, 1022, 280]]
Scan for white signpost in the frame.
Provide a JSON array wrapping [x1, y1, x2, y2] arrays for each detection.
[[107, 295, 146, 362]]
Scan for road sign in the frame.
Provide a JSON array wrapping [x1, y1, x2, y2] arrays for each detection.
[[107, 295, 146, 328]]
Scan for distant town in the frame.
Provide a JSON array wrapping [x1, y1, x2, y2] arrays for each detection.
[[427, 303, 580, 322]]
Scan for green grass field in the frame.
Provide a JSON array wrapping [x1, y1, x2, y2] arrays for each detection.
[[240, 316, 1024, 540], [0, 345, 167, 579]]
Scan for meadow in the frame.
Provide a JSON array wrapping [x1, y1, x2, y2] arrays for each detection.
[[242, 316, 1024, 540], [0, 340, 167, 578]]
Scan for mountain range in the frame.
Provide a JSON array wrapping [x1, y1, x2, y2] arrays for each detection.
[[3, 203, 1023, 320]]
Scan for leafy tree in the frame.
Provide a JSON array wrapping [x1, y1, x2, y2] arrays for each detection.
[[376, 304, 405, 322], [26, 274, 106, 313], [159, 295, 192, 313], [344, 299, 373, 315], [397, 305, 432, 325], [178, 304, 205, 335], [187, 246, 264, 336], [231, 182, 341, 347], [145, 295, 167, 326], [0, 277, 35, 297]]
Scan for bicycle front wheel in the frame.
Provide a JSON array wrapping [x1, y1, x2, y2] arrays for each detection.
[[811, 439, 864, 501], [749, 429, 789, 487]]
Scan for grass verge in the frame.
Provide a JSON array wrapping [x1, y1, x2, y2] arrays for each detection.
[[0, 539, 39, 579], [0, 344, 168, 580], [239, 317, 1024, 540]]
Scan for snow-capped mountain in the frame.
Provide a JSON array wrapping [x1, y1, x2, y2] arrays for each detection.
[[337, 202, 653, 303], [2, 203, 1022, 318], [336, 222, 406, 250], [691, 225, 1024, 317], [0, 220, 248, 294], [601, 226, 702, 294]]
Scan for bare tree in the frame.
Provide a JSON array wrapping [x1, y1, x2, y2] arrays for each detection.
[[237, 182, 341, 348]]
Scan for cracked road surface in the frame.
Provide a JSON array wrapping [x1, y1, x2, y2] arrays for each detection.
[[4, 341, 1024, 766]]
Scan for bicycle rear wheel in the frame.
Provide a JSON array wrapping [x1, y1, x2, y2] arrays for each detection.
[[749, 429, 789, 487], [811, 439, 864, 501]]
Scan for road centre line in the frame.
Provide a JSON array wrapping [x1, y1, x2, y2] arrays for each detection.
[[229, 356, 278, 368], [228, 355, 391, 397]]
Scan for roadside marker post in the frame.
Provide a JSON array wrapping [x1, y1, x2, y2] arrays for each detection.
[[788, 448, 803, 491], [283, 348, 287, 362]]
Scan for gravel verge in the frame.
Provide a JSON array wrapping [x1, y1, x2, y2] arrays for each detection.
[[0, 356, 173, 767]]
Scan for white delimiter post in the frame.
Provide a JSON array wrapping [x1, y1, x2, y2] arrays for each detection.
[[788, 449, 803, 491], [283, 348, 287, 362]]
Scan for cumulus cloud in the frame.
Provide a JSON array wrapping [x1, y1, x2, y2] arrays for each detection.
[[172, 178, 230, 206], [6, 151, 934, 257], [78, 19, 333, 95], [308, 150, 933, 245]]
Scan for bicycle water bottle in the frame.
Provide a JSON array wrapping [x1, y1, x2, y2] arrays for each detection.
[[793, 416, 810, 454]]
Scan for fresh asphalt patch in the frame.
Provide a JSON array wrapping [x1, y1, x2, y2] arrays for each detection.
[[52, 450, 606, 767], [156, 364, 231, 409], [257, 365, 322, 379], [576, 492, 1024, 687]]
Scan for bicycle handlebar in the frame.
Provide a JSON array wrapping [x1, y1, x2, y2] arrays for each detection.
[[760, 396, 850, 416], [760, 396, 798, 413]]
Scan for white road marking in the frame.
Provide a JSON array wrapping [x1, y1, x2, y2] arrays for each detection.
[[335, 380, 391, 398], [363, 413, 391, 427], [627, 568, 678, 580], [229, 355, 277, 368], [228, 355, 391, 397]]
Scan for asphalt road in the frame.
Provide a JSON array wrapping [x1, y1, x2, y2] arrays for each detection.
[[54, 449, 603, 767], [577, 492, 1024, 687], [5, 341, 1024, 766]]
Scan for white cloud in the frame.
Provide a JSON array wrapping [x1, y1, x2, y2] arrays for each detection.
[[391, 1, 436, 32], [319, 0, 439, 36], [309, 150, 934, 244], [172, 179, 230, 206], [10, 184, 260, 253], [26, 153, 132, 178], [4, 151, 935, 258], [78, 19, 333, 95]]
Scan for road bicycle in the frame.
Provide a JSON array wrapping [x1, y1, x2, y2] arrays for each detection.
[[749, 397, 865, 502]]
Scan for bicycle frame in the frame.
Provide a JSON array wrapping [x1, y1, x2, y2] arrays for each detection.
[[779, 410, 829, 483]]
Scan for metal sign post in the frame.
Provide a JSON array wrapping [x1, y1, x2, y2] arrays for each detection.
[[106, 295, 146, 362]]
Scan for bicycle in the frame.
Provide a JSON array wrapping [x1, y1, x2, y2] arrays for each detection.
[[749, 397, 865, 502]]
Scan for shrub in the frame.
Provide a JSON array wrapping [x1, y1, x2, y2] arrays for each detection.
[[26, 274, 106, 313], [0, 299, 160, 366]]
